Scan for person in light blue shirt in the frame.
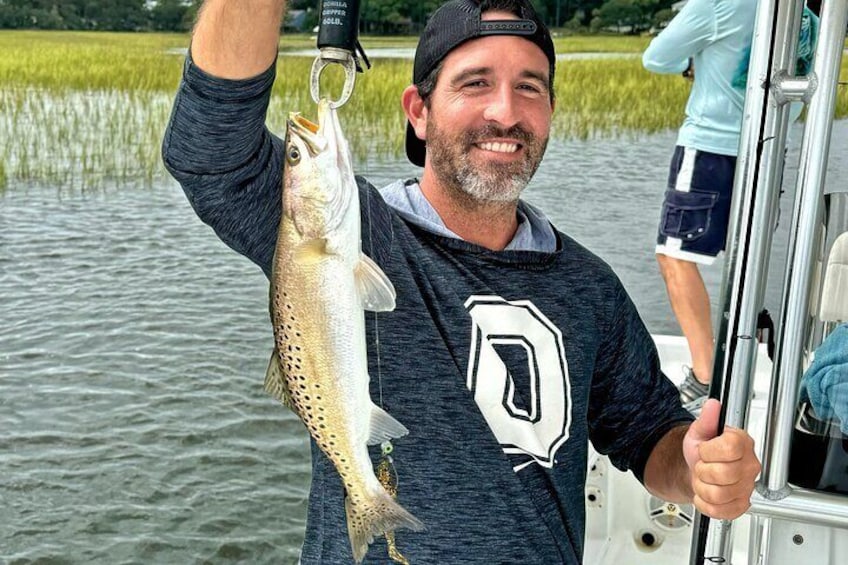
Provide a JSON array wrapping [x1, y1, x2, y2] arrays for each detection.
[[643, 0, 757, 156], [642, 0, 817, 412]]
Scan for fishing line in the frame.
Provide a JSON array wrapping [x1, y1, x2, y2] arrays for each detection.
[[363, 157, 410, 565], [363, 169, 386, 409], [360, 160, 394, 409], [375, 310, 384, 408]]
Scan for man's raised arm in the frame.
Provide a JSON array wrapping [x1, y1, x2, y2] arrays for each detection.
[[162, 0, 290, 275], [192, 0, 286, 79]]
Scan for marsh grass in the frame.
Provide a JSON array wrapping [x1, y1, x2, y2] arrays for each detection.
[[2, 30, 847, 191]]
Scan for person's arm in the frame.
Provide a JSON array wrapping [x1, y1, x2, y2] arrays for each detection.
[[162, 0, 289, 276], [588, 284, 695, 484], [642, 0, 716, 74], [642, 423, 693, 502], [192, 0, 285, 79], [644, 399, 761, 520], [587, 282, 758, 520]]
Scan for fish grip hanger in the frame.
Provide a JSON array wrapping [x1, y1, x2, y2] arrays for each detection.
[[310, 0, 371, 108]]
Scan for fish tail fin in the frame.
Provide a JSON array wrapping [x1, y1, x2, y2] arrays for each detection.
[[264, 350, 294, 409], [366, 403, 409, 445], [345, 491, 425, 563]]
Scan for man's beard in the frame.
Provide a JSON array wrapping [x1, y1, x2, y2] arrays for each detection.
[[426, 120, 548, 204]]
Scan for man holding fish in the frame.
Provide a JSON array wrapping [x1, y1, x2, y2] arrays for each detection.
[[162, 0, 762, 563]]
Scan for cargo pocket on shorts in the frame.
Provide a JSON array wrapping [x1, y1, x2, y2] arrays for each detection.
[[659, 190, 718, 242]]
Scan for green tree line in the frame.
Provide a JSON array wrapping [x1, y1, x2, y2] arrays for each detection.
[[0, 0, 676, 34], [0, 0, 201, 31]]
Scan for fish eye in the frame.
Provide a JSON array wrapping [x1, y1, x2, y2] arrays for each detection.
[[287, 146, 301, 165]]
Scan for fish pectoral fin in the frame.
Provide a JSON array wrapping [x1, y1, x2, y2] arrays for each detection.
[[293, 239, 328, 264], [264, 349, 294, 410], [355, 253, 397, 312], [366, 403, 409, 445]]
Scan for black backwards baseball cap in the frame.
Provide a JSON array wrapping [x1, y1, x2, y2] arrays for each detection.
[[406, 0, 556, 167]]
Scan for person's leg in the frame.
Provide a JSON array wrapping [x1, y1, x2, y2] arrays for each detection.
[[656, 253, 713, 385], [655, 146, 735, 409]]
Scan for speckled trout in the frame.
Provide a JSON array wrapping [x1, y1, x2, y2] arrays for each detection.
[[264, 99, 424, 563]]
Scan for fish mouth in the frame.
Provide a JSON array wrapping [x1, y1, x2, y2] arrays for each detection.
[[287, 112, 326, 156]]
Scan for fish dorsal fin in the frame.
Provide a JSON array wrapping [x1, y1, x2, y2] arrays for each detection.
[[264, 350, 294, 410], [294, 239, 327, 264], [366, 402, 409, 445], [355, 253, 396, 312]]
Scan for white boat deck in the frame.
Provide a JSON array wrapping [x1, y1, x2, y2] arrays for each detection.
[[584, 334, 775, 564]]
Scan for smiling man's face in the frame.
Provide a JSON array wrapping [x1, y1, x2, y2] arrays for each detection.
[[421, 11, 553, 203]]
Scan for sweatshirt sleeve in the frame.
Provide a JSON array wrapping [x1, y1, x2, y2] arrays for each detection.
[[161, 51, 283, 278], [588, 285, 695, 483], [642, 0, 717, 74]]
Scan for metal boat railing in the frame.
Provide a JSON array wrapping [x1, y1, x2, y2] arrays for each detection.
[[689, 0, 848, 563]]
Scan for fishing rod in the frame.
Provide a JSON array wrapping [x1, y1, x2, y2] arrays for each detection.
[[311, 0, 371, 108], [687, 0, 801, 561], [690, 0, 848, 562]]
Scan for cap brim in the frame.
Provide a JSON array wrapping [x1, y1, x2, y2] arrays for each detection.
[[405, 121, 426, 167]]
